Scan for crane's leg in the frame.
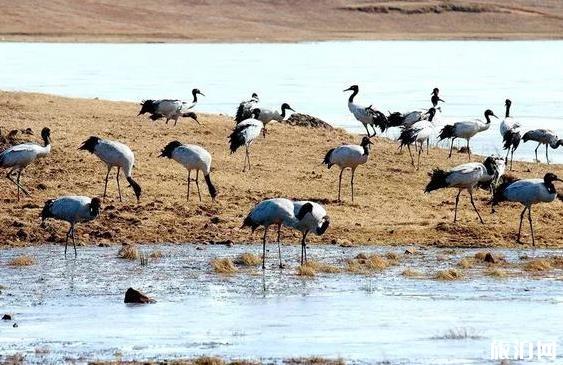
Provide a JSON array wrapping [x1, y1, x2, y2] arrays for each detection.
[[528, 207, 535, 246], [262, 226, 269, 270], [303, 232, 308, 263], [466, 139, 471, 161], [414, 142, 418, 153], [505, 147, 510, 165], [350, 168, 356, 202], [448, 138, 455, 158], [417, 143, 423, 170], [245, 146, 252, 171], [371, 124, 378, 137], [426, 139, 430, 155], [510, 148, 515, 170], [174, 117, 178, 127], [116, 167, 122, 202], [337, 169, 344, 202], [453, 189, 462, 223], [545, 144, 549, 164], [276, 223, 283, 268], [469, 189, 484, 224], [187, 170, 191, 201], [7, 168, 30, 199], [407, 144, 414, 166], [363, 124, 371, 138], [64, 225, 71, 258], [195, 170, 202, 202], [534, 143, 540, 162], [72, 225, 77, 258], [301, 232, 308, 265], [103, 166, 111, 201], [517, 206, 527, 244], [262, 127, 267, 138]]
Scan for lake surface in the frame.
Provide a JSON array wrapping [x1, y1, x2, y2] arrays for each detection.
[[0, 41, 563, 163], [1, 244, 562, 364]]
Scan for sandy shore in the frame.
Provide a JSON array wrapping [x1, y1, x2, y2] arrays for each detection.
[[0, 91, 562, 248], [0, 1, 562, 42]]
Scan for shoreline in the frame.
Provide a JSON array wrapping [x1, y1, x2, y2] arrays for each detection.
[[0, 91, 562, 248]]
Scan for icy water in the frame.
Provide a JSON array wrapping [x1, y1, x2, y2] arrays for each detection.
[[0, 41, 563, 163], [1, 244, 562, 364]]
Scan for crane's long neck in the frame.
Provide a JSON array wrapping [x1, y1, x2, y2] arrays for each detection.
[[192, 92, 198, 103], [362, 144, 370, 156], [484, 114, 492, 125], [505, 103, 511, 118], [348, 89, 358, 103], [280, 105, 287, 119], [544, 180, 556, 194]]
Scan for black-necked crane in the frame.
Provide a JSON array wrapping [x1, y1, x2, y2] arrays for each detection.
[[398, 107, 437, 169], [242, 198, 313, 269], [292, 200, 330, 265], [249, 103, 295, 137], [79, 137, 142, 202], [438, 109, 497, 160], [323, 136, 373, 202], [0, 127, 51, 200], [431, 88, 445, 107], [41, 196, 101, 257], [425, 156, 499, 224], [229, 109, 264, 172], [492, 173, 562, 245], [343, 85, 388, 137], [234, 93, 259, 124], [500, 99, 521, 170], [159, 141, 217, 201], [522, 129, 562, 164], [138, 88, 204, 126]]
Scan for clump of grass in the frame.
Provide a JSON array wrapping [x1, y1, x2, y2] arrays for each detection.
[[474, 251, 488, 260], [457, 257, 474, 269], [297, 264, 316, 277], [285, 357, 345, 365], [212, 258, 238, 274], [234, 252, 261, 267], [302, 260, 341, 273], [485, 268, 507, 278], [346, 254, 391, 273], [193, 356, 225, 365], [117, 244, 139, 260], [401, 268, 423, 278], [149, 250, 163, 259], [432, 327, 482, 340], [385, 252, 400, 261], [8, 255, 35, 266], [524, 259, 552, 272], [434, 268, 463, 281], [549, 256, 563, 269]]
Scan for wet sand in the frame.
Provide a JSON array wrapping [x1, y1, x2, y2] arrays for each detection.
[[0, 91, 562, 248], [0, 1, 562, 42]]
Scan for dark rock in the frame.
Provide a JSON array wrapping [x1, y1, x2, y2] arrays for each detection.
[[2, 314, 11, 320], [484, 253, 496, 263], [21, 203, 40, 209], [283, 113, 333, 129], [210, 216, 221, 224], [37, 183, 48, 190], [124, 288, 155, 304], [98, 243, 111, 247], [15, 229, 28, 240], [13, 323, 18, 328], [213, 240, 234, 247], [196, 246, 204, 250], [11, 221, 25, 228]]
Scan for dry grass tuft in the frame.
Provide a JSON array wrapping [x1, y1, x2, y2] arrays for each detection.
[[302, 260, 341, 274], [385, 252, 400, 261], [234, 252, 262, 267], [474, 251, 488, 260], [485, 268, 507, 278], [285, 357, 345, 365], [212, 258, 238, 274], [524, 259, 552, 272], [149, 250, 163, 259], [8, 255, 35, 266], [549, 256, 563, 269], [347, 254, 392, 273], [193, 357, 225, 365], [118, 244, 139, 260], [457, 257, 474, 269], [401, 268, 423, 278], [434, 268, 463, 281], [297, 263, 317, 277]]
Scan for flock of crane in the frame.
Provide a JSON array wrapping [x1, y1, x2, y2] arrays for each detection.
[[0, 86, 562, 265]]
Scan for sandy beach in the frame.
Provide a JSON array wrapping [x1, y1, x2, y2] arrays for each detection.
[[0, 0, 562, 42], [0, 91, 562, 248]]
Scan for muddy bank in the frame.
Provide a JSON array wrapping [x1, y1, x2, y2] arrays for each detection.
[[0, 91, 562, 248], [0, 1, 562, 42]]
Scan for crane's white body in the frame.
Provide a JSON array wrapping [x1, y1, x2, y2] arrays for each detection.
[[500, 117, 520, 137], [445, 162, 495, 189], [46, 196, 99, 224], [409, 120, 434, 144], [235, 119, 264, 148], [524, 129, 559, 147], [0, 142, 51, 168], [170, 144, 212, 175], [292, 201, 327, 235], [451, 119, 490, 140], [247, 198, 299, 228], [151, 99, 195, 124], [328, 144, 368, 170], [92, 139, 135, 177], [348, 102, 375, 127], [253, 107, 284, 126], [503, 179, 557, 206]]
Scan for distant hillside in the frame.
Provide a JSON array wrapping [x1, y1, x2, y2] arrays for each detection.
[[0, 0, 562, 42]]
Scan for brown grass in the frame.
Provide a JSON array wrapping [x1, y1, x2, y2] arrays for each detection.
[[297, 264, 317, 277], [0, 92, 563, 248], [0, 1, 562, 42], [401, 268, 423, 278], [8, 255, 35, 266], [523, 259, 552, 272], [347, 254, 392, 273], [234, 252, 261, 267], [212, 258, 238, 274], [484, 268, 507, 278], [117, 244, 139, 260], [284, 357, 345, 365], [434, 268, 463, 281], [148, 250, 163, 259], [301, 260, 341, 274], [457, 257, 474, 269]]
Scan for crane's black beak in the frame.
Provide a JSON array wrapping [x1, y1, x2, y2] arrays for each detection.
[[343, 87, 352, 92], [198, 92, 206, 97]]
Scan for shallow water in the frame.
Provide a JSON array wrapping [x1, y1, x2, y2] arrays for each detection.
[[0, 41, 563, 163], [1, 244, 562, 364]]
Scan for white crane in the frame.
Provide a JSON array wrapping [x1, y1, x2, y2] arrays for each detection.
[[228, 109, 264, 172], [397, 107, 437, 169], [41, 196, 101, 257], [388, 108, 439, 129], [491, 173, 562, 245], [292, 201, 330, 265], [522, 129, 563, 164], [242, 198, 313, 269], [0, 127, 52, 200], [249, 103, 295, 137], [234, 92, 259, 124], [500, 99, 521, 170], [438, 109, 498, 160], [159, 141, 217, 201], [425, 156, 499, 224], [79, 136, 142, 202], [343, 85, 388, 137], [323, 136, 373, 202], [431, 88, 445, 107], [138, 88, 204, 126]]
